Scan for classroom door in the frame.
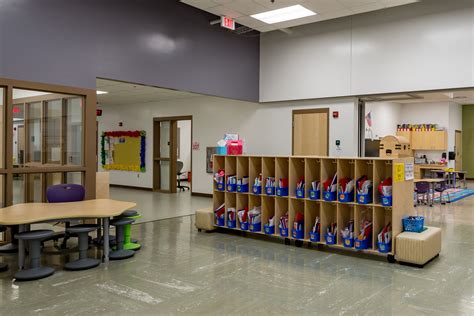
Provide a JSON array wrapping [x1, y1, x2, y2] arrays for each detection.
[[292, 109, 329, 156], [153, 120, 177, 193], [455, 130, 462, 170]]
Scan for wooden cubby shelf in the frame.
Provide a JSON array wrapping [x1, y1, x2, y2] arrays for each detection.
[[213, 155, 414, 261]]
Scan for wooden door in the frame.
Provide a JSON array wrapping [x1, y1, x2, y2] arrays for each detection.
[[293, 109, 329, 156], [455, 130, 462, 170]]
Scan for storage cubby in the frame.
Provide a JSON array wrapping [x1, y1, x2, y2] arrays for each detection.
[[355, 205, 373, 241], [305, 158, 321, 200], [289, 157, 305, 198], [373, 160, 393, 205], [225, 156, 237, 176], [237, 156, 249, 182], [249, 194, 261, 210], [275, 197, 289, 236], [225, 192, 237, 229], [304, 200, 320, 240], [236, 193, 248, 229], [213, 155, 225, 191], [249, 156, 262, 193], [373, 206, 393, 252], [262, 157, 275, 180], [289, 199, 305, 239], [214, 191, 225, 210], [337, 204, 355, 246], [262, 196, 275, 231], [337, 159, 356, 203], [355, 159, 374, 204], [321, 202, 337, 244]]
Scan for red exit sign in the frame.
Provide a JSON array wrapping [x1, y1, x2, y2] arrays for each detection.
[[221, 16, 235, 30]]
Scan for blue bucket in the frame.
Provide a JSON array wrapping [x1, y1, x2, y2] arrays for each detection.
[[237, 184, 249, 193], [343, 237, 354, 248], [240, 222, 248, 231], [403, 216, 424, 233], [265, 187, 275, 196], [249, 222, 261, 232], [227, 220, 236, 229], [310, 232, 320, 242], [227, 184, 237, 192], [216, 146, 227, 155], [338, 192, 354, 203], [323, 191, 337, 201], [325, 234, 336, 245], [292, 228, 304, 240], [252, 185, 262, 195], [280, 228, 289, 237], [276, 187, 288, 197], [357, 193, 372, 204], [377, 241, 391, 253], [355, 238, 371, 250], [216, 183, 225, 191], [216, 217, 225, 227], [309, 189, 320, 200], [296, 189, 305, 199], [264, 225, 275, 235], [381, 195, 392, 207]]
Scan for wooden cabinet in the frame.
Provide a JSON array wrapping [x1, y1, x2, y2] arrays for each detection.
[[411, 131, 447, 150]]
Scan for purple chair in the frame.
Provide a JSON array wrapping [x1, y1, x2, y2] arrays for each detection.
[[46, 184, 85, 203], [434, 180, 451, 204], [415, 182, 431, 206]]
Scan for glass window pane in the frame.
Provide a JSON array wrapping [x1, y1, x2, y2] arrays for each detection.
[[66, 172, 83, 185], [13, 174, 25, 205], [66, 98, 83, 166], [45, 100, 62, 164], [160, 121, 170, 158], [13, 104, 25, 167], [46, 173, 63, 189], [0, 87, 4, 168], [160, 161, 170, 190], [0, 175, 4, 208], [26, 173, 42, 203], [26, 102, 42, 164]]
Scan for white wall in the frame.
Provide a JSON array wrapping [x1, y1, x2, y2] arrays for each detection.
[[98, 96, 358, 194], [260, 0, 474, 102], [364, 102, 401, 140], [178, 120, 191, 175]]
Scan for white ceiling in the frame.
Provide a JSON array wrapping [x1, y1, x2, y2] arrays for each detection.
[[364, 89, 474, 105], [181, 0, 419, 32], [96, 79, 202, 105]]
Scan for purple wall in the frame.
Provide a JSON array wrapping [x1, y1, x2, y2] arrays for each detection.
[[0, 0, 259, 102]]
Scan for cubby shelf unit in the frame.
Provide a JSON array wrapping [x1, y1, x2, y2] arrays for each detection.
[[213, 155, 414, 259]]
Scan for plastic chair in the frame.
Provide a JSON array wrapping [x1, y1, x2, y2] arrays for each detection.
[[415, 182, 430, 206], [434, 180, 451, 204], [177, 161, 190, 191]]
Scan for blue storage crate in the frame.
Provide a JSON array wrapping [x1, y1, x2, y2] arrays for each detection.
[[249, 222, 261, 232], [309, 232, 320, 242], [240, 222, 249, 231], [309, 189, 320, 200], [325, 234, 336, 245], [216, 217, 225, 227], [216, 146, 227, 155], [252, 185, 262, 195], [403, 216, 424, 233], [276, 187, 288, 197], [338, 191, 354, 203], [264, 225, 275, 235], [227, 183, 237, 192], [323, 191, 337, 201], [280, 228, 289, 237], [377, 241, 391, 253], [237, 184, 249, 193], [296, 189, 305, 199], [265, 186, 275, 196], [292, 228, 304, 240], [227, 220, 236, 229], [343, 237, 354, 248], [357, 193, 372, 204], [381, 195, 392, 207], [355, 238, 371, 250], [216, 182, 225, 191]]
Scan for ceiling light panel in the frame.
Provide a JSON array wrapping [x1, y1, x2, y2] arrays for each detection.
[[251, 5, 316, 24]]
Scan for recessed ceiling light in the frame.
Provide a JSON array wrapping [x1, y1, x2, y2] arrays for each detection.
[[251, 5, 316, 24], [97, 90, 108, 95]]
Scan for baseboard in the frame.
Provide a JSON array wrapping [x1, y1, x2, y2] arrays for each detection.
[[110, 184, 153, 191], [191, 192, 213, 198]]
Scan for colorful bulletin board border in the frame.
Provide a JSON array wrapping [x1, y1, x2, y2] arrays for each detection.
[[101, 130, 146, 172]]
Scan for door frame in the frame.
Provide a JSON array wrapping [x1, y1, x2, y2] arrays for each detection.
[[292, 108, 330, 156], [153, 115, 193, 193], [455, 129, 462, 170]]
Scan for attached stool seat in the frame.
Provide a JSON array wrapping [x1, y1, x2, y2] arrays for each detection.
[[0, 226, 8, 272], [109, 218, 135, 260], [14, 230, 55, 281], [195, 208, 215, 232], [0, 225, 19, 253], [117, 210, 141, 250], [65, 224, 100, 271]]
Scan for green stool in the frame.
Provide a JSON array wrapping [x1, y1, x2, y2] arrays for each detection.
[[117, 210, 141, 251]]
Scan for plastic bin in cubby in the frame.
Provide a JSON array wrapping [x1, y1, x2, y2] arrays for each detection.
[[280, 228, 289, 237], [252, 185, 262, 195], [216, 146, 227, 155], [249, 222, 261, 232], [338, 191, 354, 203], [310, 232, 320, 242], [276, 187, 288, 197], [216, 182, 225, 191], [227, 184, 237, 192], [216, 217, 225, 227], [227, 220, 236, 229], [323, 191, 337, 201], [264, 224, 275, 235], [343, 237, 354, 248], [381, 195, 392, 207], [265, 187, 275, 196], [357, 192, 372, 204], [237, 184, 249, 193], [325, 234, 336, 245], [240, 222, 248, 231], [309, 189, 320, 200], [403, 216, 424, 233], [377, 241, 392, 253], [296, 189, 305, 199], [292, 228, 304, 239], [355, 238, 371, 250]]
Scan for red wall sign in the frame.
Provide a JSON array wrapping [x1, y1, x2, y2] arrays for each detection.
[[221, 16, 235, 30]]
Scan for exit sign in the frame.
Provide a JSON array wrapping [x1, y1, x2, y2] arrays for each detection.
[[221, 16, 235, 30]]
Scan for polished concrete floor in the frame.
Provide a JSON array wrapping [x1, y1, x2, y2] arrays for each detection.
[[0, 190, 473, 315]]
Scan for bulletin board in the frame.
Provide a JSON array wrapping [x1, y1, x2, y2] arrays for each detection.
[[101, 130, 146, 172]]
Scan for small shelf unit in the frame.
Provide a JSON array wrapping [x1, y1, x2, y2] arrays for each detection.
[[213, 155, 414, 258]]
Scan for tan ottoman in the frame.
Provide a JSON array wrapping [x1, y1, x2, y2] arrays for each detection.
[[195, 208, 215, 232], [396, 226, 441, 266]]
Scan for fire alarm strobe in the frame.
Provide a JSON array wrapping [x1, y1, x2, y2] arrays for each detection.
[[333, 111, 339, 118]]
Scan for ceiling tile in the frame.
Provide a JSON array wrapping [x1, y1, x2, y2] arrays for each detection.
[[225, 0, 267, 15], [180, 0, 219, 10], [349, 2, 386, 14], [303, 0, 346, 13], [235, 15, 266, 28], [272, 13, 325, 29], [337, 0, 378, 8], [206, 5, 245, 18], [252, 0, 307, 10]]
